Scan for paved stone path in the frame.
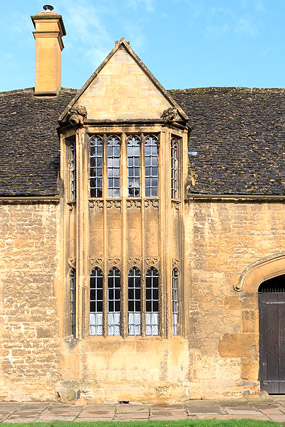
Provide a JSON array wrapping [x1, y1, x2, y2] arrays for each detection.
[[0, 398, 285, 423]]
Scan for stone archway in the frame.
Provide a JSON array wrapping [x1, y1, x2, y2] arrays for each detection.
[[233, 253, 285, 394], [234, 252, 285, 293]]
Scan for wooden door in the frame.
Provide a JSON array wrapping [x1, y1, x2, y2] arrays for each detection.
[[258, 275, 285, 394]]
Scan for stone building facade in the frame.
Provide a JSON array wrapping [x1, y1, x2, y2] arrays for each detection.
[[0, 7, 284, 403]]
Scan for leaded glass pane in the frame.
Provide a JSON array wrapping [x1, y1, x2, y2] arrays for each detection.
[[128, 268, 141, 335], [108, 267, 121, 336], [172, 268, 178, 335], [90, 136, 103, 198], [171, 138, 178, 199], [107, 136, 121, 198], [90, 267, 103, 336], [145, 135, 158, 197], [127, 136, 140, 197], [70, 269, 76, 336], [70, 140, 76, 201], [146, 267, 159, 336]]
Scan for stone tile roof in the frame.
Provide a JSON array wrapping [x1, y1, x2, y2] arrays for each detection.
[[0, 88, 76, 196], [171, 87, 285, 195], [0, 87, 284, 196]]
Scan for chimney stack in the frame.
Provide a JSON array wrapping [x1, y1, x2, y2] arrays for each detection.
[[31, 5, 66, 96]]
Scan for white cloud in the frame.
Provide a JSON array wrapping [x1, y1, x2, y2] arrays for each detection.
[[203, 4, 260, 39], [254, 0, 266, 13], [127, 0, 155, 13], [234, 15, 259, 36], [57, 0, 113, 68], [205, 23, 231, 40]]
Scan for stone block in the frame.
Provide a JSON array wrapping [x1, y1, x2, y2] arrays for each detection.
[[219, 333, 257, 357], [242, 310, 258, 333]]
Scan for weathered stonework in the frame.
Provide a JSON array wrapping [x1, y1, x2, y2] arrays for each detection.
[[76, 47, 172, 121], [0, 203, 60, 401], [58, 337, 190, 403], [0, 7, 284, 403], [184, 201, 285, 398]]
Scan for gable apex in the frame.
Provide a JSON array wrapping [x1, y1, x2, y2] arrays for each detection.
[[59, 38, 188, 123]]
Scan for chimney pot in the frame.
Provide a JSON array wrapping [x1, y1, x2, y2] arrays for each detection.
[[43, 5, 54, 12]]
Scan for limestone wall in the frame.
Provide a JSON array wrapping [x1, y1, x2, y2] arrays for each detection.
[[185, 200, 285, 398], [79, 46, 171, 120], [1, 199, 284, 402], [58, 337, 190, 403], [0, 203, 60, 401]]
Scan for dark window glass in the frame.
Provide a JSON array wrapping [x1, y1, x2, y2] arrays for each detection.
[[128, 268, 141, 335], [171, 138, 179, 199], [107, 136, 121, 198], [145, 267, 159, 335], [70, 268, 76, 336], [90, 267, 103, 335], [108, 267, 121, 335], [127, 136, 141, 197], [172, 269, 179, 335], [90, 136, 103, 198], [145, 135, 158, 197]]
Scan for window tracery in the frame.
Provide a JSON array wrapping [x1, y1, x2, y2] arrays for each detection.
[[64, 128, 184, 340], [88, 133, 159, 199]]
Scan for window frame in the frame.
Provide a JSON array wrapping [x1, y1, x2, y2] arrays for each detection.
[[70, 268, 76, 337], [64, 126, 186, 340], [128, 267, 141, 336], [127, 135, 141, 198], [65, 135, 77, 203], [107, 267, 121, 336], [90, 267, 104, 336], [172, 268, 179, 336], [144, 134, 159, 198], [88, 133, 159, 200], [145, 267, 159, 336], [170, 135, 183, 200], [90, 135, 103, 198], [87, 265, 167, 338]]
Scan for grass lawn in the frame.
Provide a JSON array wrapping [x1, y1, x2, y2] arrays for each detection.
[[0, 420, 282, 427]]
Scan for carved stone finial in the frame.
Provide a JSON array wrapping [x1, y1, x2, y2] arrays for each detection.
[[161, 107, 178, 123], [68, 258, 76, 269], [67, 105, 87, 126], [185, 170, 198, 197]]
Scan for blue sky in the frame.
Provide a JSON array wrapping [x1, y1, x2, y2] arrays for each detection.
[[0, 0, 284, 92]]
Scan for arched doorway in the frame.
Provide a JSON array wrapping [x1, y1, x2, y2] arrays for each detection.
[[258, 274, 285, 394]]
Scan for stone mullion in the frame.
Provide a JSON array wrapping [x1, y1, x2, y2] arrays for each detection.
[[60, 134, 69, 338], [121, 134, 127, 338], [165, 130, 172, 339], [75, 128, 88, 340], [103, 134, 108, 337], [181, 129, 188, 337], [82, 130, 90, 339], [158, 131, 166, 338], [141, 134, 146, 337]]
